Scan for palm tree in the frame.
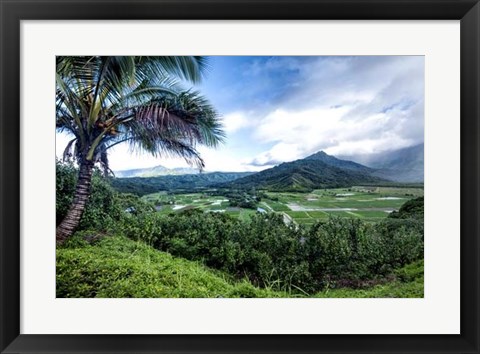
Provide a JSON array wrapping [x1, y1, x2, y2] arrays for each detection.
[[56, 56, 224, 244]]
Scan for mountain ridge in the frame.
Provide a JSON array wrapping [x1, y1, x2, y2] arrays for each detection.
[[338, 144, 424, 183], [114, 165, 200, 178], [305, 151, 373, 172], [227, 151, 386, 191], [111, 171, 253, 195]]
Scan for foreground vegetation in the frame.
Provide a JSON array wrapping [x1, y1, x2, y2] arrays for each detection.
[[57, 235, 285, 298], [57, 235, 423, 298], [315, 260, 424, 298], [57, 162, 424, 297]]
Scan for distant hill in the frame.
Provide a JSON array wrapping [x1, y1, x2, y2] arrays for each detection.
[[114, 165, 200, 178], [339, 144, 424, 183], [305, 151, 373, 172], [388, 197, 424, 220], [111, 147, 422, 194], [227, 152, 387, 191], [111, 171, 253, 196]]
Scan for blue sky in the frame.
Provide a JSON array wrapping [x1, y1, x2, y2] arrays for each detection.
[[56, 56, 424, 172]]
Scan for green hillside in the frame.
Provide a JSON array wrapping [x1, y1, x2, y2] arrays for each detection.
[[315, 260, 424, 298], [305, 151, 373, 172], [57, 234, 423, 298], [57, 235, 285, 298], [110, 171, 252, 196], [228, 158, 386, 191]]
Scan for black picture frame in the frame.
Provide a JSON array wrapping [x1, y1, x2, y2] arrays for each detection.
[[1, 0, 479, 353]]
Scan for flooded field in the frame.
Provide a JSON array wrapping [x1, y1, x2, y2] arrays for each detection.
[[142, 186, 423, 225], [262, 186, 423, 225], [142, 192, 257, 221]]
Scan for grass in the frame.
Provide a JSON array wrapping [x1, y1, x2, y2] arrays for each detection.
[[353, 210, 391, 218], [305, 211, 329, 218], [57, 234, 423, 298], [285, 211, 310, 218], [238, 209, 257, 222], [262, 200, 291, 211], [57, 235, 286, 298], [314, 260, 424, 298]]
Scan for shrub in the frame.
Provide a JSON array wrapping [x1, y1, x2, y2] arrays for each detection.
[[389, 197, 424, 220], [57, 235, 285, 298], [121, 208, 423, 294], [56, 160, 123, 231]]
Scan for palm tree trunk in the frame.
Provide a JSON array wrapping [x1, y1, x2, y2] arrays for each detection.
[[56, 160, 94, 245]]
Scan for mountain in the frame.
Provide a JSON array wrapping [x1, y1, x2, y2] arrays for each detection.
[[114, 165, 200, 178], [339, 144, 424, 183], [227, 152, 387, 191], [305, 151, 373, 172], [111, 171, 253, 196]]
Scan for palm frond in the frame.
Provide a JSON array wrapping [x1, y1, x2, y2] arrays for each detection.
[[56, 56, 221, 170], [125, 129, 206, 170], [136, 56, 209, 84], [62, 138, 77, 162]]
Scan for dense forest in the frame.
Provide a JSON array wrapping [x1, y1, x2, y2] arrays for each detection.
[[110, 171, 252, 196]]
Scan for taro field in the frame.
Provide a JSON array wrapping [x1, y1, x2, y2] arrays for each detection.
[[142, 186, 424, 226], [262, 186, 424, 225], [141, 192, 257, 221]]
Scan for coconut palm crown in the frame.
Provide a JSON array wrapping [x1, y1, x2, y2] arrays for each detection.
[[56, 56, 224, 244]]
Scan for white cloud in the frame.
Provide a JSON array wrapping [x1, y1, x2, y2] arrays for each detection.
[[248, 142, 302, 166], [221, 112, 252, 134], [197, 146, 265, 172], [244, 101, 421, 167], [324, 136, 413, 156], [239, 56, 424, 168], [107, 144, 192, 171], [253, 106, 349, 146]]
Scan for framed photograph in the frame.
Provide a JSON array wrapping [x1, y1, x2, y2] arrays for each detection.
[[1, 0, 479, 353]]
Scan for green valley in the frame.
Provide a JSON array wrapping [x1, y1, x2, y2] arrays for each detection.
[[140, 186, 424, 225]]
